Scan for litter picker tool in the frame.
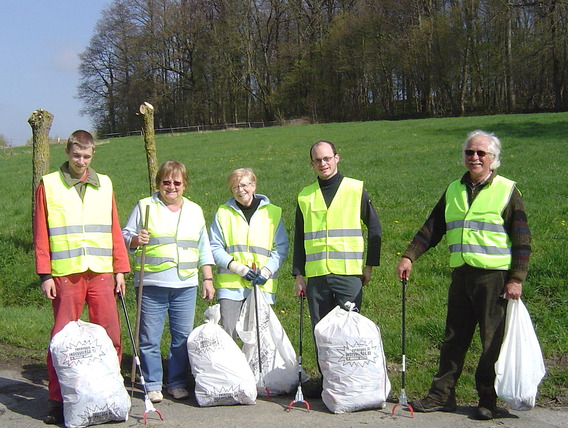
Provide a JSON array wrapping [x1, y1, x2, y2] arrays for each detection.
[[287, 290, 310, 412], [118, 291, 163, 424], [251, 262, 271, 399], [131, 204, 150, 385], [391, 273, 414, 418]]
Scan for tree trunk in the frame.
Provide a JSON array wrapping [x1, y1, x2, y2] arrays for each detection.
[[506, 7, 516, 112], [139, 102, 159, 194], [29, 109, 54, 222]]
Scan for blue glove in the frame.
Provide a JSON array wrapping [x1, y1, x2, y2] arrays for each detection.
[[244, 268, 257, 281], [252, 274, 267, 286]]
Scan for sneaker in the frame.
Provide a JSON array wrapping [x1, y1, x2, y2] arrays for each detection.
[[168, 387, 189, 400], [147, 390, 163, 403], [43, 400, 64, 425], [409, 395, 457, 413]]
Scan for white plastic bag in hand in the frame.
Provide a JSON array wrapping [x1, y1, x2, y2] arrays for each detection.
[[314, 303, 391, 414], [187, 305, 257, 406], [495, 299, 546, 411]]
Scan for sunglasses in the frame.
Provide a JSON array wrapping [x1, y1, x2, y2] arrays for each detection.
[[465, 149, 492, 157], [162, 180, 183, 187]]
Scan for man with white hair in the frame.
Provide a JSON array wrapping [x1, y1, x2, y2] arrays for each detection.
[[397, 130, 531, 420]]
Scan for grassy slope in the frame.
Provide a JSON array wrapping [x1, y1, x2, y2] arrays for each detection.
[[0, 113, 566, 405]]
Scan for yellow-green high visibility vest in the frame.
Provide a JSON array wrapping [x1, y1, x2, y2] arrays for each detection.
[[298, 177, 364, 278], [445, 175, 515, 270], [43, 171, 114, 276], [215, 203, 282, 294], [135, 196, 203, 279]]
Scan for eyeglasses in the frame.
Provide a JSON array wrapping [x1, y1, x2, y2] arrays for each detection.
[[311, 155, 335, 165], [465, 149, 493, 158], [162, 180, 183, 187], [232, 183, 252, 192]]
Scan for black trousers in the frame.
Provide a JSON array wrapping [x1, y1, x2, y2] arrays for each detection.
[[429, 265, 508, 401], [306, 274, 363, 332], [306, 274, 363, 374]]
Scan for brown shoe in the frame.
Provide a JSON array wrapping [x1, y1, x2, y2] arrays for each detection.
[[43, 400, 64, 425], [409, 395, 457, 413]]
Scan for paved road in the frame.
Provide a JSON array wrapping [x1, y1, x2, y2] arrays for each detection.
[[1, 365, 566, 428]]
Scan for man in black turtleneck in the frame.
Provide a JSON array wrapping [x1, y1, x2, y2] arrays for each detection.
[[293, 141, 381, 335]]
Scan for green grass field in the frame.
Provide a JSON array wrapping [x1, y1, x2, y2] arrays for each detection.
[[0, 113, 566, 405]]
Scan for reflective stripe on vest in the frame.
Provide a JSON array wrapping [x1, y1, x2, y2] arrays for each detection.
[[298, 177, 364, 277], [135, 196, 204, 278], [43, 171, 114, 276], [445, 175, 515, 270], [215, 203, 281, 294]]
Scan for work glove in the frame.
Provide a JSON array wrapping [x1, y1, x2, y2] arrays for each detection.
[[252, 266, 272, 287], [228, 260, 257, 281]]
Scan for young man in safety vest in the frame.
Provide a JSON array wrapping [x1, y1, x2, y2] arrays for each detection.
[[293, 140, 382, 332], [34, 130, 130, 425], [397, 130, 531, 421]]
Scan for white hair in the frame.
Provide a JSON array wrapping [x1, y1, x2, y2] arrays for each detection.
[[462, 130, 501, 170]]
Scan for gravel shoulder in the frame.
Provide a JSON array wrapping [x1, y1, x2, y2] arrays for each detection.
[[1, 356, 567, 428]]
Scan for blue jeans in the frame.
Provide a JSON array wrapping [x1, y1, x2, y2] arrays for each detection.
[[138, 286, 197, 391]]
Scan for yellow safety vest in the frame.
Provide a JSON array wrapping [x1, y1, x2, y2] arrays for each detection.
[[43, 171, 114, 276], [298, 177, 364, 278], [135, 196, 203, 279], [445, 175, 515, 270], [215, 203, 282, 294]]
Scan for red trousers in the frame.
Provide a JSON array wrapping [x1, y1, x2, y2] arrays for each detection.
[[47, 271, 122, 401]]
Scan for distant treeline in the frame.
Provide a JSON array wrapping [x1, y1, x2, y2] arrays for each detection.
[[78, 0, 568, 137]]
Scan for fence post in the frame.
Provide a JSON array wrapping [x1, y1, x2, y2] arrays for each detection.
[[138, 102, 159, 194], [28, 109, 54, 223]]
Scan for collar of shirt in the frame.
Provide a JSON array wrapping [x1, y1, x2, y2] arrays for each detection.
[[318, 171, 343, 188], [461, 170, 495, 188], [461, 170, 496, 204], [60, 162, 100, 188]]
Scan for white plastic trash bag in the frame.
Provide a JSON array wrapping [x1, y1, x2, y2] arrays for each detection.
[[50, 320, 131, 428], [187, 304, 257, 406], [236, 289, 304, 396], [495, 298, 546, 411], [314, 303, 391, 414]]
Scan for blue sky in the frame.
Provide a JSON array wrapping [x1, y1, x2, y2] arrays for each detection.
[[0, 1, 109, 146]]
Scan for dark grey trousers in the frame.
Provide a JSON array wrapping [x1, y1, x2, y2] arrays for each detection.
[[428, 265, 508, 401], [219, 298, 245, 341], [306, 274, 363, 332]]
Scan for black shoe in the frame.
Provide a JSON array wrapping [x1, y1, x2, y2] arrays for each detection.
[[476, 389, 496, 420], [43, 401, 64, 425], [301, 377, 323, 399], [409, 395, 457, 413], [475, 393, 497, 421], [475, 406, 494, 420]]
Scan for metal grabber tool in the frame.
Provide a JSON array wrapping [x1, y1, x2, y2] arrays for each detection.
[[287, 290, 310, 412], [251, 263, 271, 399], [391, 273, 414, 418], [118, 291, 164, 424]]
